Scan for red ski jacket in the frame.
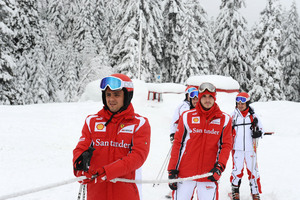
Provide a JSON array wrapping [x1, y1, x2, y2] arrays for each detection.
[[168, 102, 232, 181], [73, 103, 151, 200]]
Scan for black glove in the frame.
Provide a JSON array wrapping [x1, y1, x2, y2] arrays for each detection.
[[252, 130, 262, 138], [208, 162, 225, 182], [74, 146, 95, 171], [170, 133, 175, 144], [168, 169, 179, 190]]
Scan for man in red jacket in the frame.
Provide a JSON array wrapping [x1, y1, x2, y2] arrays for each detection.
[[168, 82, 232, 200], [73, 74, 151, 200]]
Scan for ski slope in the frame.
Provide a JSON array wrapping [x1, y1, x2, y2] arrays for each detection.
[[0, 79, 299, 200]]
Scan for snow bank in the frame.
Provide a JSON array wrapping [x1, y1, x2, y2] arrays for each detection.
[[186, 75, 240, 90], [147, 83, 186, 93], [79, 79, 102, 102], [80, 75, 239, 102]]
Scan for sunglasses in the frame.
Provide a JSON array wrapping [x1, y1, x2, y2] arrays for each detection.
[[198, 82, 216, 93], [236, 96, 248, 103], [100, 76, 133, 91]]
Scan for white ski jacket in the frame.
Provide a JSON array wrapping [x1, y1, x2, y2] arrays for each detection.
[[232, 106, 264, 152], [170, 100, 190, 134]]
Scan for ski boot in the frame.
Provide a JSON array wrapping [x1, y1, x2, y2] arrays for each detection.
[[252, 193, 260, 200], [231, 185, 240, 200]]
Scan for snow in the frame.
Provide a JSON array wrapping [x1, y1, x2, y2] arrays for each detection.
[[0, 78, 300, 200], [147, 83, 186, 93], [186, 75, 240, 90]]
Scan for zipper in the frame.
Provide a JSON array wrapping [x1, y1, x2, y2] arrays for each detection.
[[243, 118, 246, 151]]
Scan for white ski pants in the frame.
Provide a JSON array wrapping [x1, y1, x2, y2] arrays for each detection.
[[173, 180, 218, 200], [230, 150, 261, 194]]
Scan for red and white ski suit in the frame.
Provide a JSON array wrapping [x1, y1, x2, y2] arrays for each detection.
[[230, 106, 264, 194], [73, 103, 151, 200], [168, 102, 232, 200]]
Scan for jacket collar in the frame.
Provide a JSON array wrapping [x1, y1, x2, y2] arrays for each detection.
[[98, 103, 135, 125], [196, 102, 223, 121]]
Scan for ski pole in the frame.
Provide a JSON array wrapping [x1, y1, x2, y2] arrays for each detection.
[[77, 184, 83, 200], [153, 146, 172, 187], [82, 184, 86, 200], [251, 138, 258, 187]]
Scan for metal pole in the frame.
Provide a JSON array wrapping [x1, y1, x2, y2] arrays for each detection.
[[138, 0, 142, 80]]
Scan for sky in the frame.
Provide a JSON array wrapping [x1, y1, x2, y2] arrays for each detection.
[[200, 0, 300, 27]]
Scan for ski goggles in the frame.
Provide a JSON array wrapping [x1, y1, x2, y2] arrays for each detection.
[[186, 87, 197, 94], [236, 96, 249, 103], [189, 90, 199, 98], [100, 76, 134, 91], [198, 82, 216, 93]]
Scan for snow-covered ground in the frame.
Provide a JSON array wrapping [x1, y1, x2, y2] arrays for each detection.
[[0, 79, 299, 200]]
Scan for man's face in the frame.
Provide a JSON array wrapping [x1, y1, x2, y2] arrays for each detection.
[[200, 94, 215, 110], [237, 102, 247, 112], [191, 96, 199, 108], [105, 88, 124, 113]]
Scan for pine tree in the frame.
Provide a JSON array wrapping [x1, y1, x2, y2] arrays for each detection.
[[175, 0, 216, 83], [76, 0, 111, 95], [249, 0, 285, 101], [214, 0, 253, 92], [11, 0, 48, 104], [138, 0, 164, 82], [162, 0, 183, 82], [46, 0, 69, 97], [279, 1, 300, 102], [0, 0, 16, 105], [109, 0, 140, 79], [109, 0, 164, 82], [64, 39, 78, 102]]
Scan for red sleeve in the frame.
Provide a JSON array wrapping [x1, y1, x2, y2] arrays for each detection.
[[168, 115, 185, 171], [217, 116, 233, 168], [104, 118, 151, 180]]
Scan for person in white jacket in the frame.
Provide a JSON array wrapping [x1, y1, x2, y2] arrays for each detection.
[[169, 86, 198, 143], [230, 92, 264, 200]]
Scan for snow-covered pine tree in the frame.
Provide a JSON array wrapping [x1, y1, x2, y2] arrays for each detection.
[[138, 0, 164, 82], [249, 0, 285, 101], [109, 0, 140, 79], [94, 0, 115, 47], [76, 0, 112, 95], [214, 0, 253, 92], [64, 38, 78, 102], [162, 0, 183, 82], [46, 0, 69, 97], [174, 0, 216, 83], [57, 0, 84, 101], [11, 0, 48, 104], [279, 1, 300, 102], [30, 38, 49, 104], [40, 23, 60, 102], [109, 0, 164, 82], [0, 0, 16, 105], [38, 0, 60, 102]]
